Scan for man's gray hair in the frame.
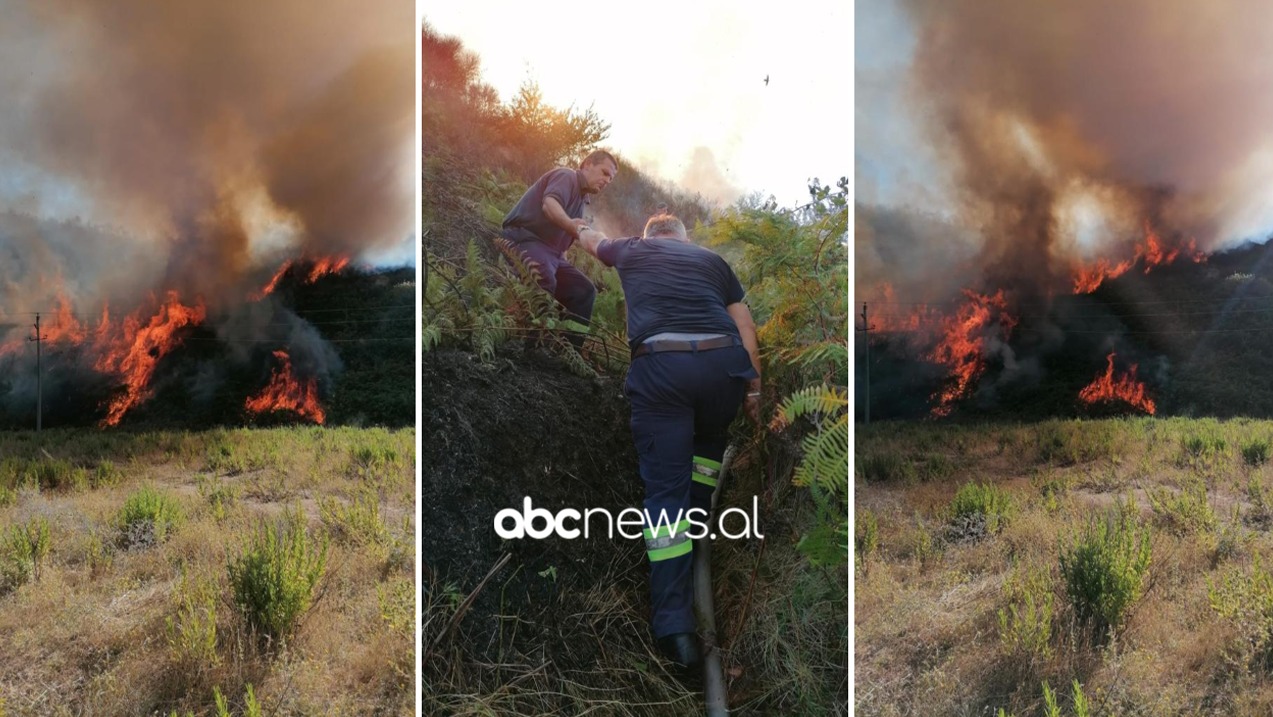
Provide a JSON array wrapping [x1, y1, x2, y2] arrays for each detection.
[[642, 213, 687, 241], [580, 150, 617, 169]]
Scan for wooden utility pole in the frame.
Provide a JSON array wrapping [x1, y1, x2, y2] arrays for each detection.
[[857, 303, 874, 425], [28, 313, 44, 432]]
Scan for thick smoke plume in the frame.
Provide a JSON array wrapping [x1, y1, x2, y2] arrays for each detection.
[[0, 1, 412, 426], [0, 0, 413, 312], [856, 1, 1273, 417], [864, 0, 1273, 301]]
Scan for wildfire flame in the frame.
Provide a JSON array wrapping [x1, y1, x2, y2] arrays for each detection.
[[928, 289, 1016, 417], [254, 256, 351, 300], [1078, 352, 1156, 415], [244, 350, 326, 424], [1072, 222, 1208, 294], [96, 292, 207, 427], [867, 283, 943, 334]]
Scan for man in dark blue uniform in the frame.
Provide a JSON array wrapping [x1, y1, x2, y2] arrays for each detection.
[[501, 150, 618, 343], [576, 213, 762, 670]]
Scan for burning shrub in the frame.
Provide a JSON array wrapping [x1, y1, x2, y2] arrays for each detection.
[[227, 508, 328, 646], [1059, 510, 1152, 643], [117, 486, 184, 549]]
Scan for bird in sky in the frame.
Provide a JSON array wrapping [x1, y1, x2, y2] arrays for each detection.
[[764, 75, 769, 86]]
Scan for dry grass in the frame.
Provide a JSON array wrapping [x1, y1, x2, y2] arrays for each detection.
[[0, 427, 414, 716], [856, 417, 1273, 717]]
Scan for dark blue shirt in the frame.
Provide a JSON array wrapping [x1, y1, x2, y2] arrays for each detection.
[[595, 237, 747, 352], [501, 167, 588, 254]]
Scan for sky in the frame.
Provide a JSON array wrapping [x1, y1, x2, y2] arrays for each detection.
[[423, 1, 851, 209]]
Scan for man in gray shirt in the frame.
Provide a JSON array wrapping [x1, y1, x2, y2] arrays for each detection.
[[501, 150, 618, 346]]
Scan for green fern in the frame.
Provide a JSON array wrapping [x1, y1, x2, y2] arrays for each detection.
[[773, 383, 848, 565], [772, 384, 848, 430], [794, 413, 848, 491]]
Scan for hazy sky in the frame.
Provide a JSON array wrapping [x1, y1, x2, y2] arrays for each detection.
[[423, 1, 850, 208]]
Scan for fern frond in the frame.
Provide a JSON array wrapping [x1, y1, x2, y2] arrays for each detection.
[[793, 413, 848, 491], [770, 384, 848, 431]]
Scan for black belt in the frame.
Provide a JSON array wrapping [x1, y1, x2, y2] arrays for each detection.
[[632, 336, 738, 358]]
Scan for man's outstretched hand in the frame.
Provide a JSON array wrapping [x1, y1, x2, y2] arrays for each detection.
[[577, 228, 607, 258]]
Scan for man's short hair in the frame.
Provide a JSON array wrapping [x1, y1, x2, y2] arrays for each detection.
[[581, 150, 617, 170], [643, 213, 687, 240]]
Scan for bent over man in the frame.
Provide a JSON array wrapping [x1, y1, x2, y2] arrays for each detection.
[[576, 213, 761, 670], [501, 150, 618, 343]]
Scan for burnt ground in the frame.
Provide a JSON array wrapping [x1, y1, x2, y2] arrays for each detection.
[[422, 345, 643, 626], [423, 345, 849, 716]]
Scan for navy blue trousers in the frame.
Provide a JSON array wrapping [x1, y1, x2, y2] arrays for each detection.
[[625, 343, 756, 637], [510, 240, 596, 332]]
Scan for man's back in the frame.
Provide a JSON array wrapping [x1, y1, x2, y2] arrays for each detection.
[[596, 237, 745, 351]]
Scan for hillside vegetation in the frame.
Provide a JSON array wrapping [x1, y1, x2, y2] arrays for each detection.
[[857, 417, 1273, 716], [422, 21, 848, 716]]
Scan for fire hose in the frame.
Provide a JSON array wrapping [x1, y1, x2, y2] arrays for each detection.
[[693, 443, 736, 716]]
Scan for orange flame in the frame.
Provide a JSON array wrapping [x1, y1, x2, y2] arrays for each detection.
[[1078, 352, 1156, 415], [96, 291, 207, 427], [867, 282, 942, 333], [1072, 258, 1134, 294], [305, 256, 350, 283], [253, 256, 350, 300], [927, 289, 1016, 417], [44, 292, 88, 345], [1073, 222, 1208, 294], [244, 350, 326, 424]]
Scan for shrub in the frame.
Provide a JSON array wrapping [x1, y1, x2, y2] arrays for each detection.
[[855, 509, 879, 573], [1209, 556, 1273, 667], [1243, 438, 1272, 467], [117, 486, 183, 548], [1, 516, 50, 592], [948, 482, 1014, 540], [93, 460, 121, 488], [919, 453, 955, 481], [166, 570, 220, 674], [1148, 477, 1216, 535], [1059, 510, 1152, 642], [1180, 433, 1227, 464], [197, 478, 240, 522], [1250, 475, 1272, 527], [319, 491, 388, 549], [998, 566, 1054, 662], [227, 509, 328, 644], [857, 453, 915, 483], [1036, 421, 1116, 465]]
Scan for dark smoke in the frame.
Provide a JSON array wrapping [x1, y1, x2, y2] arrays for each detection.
[[0, 0, 413, 309], [876, 0, 1273, 300], [0, 1, 412, 425]]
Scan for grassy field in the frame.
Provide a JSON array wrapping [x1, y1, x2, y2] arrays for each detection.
[[856, 417, 1273, 717], [0, 427, 414, 716]]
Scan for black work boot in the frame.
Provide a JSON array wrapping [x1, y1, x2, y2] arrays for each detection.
[[656, 632, 703, 672]]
